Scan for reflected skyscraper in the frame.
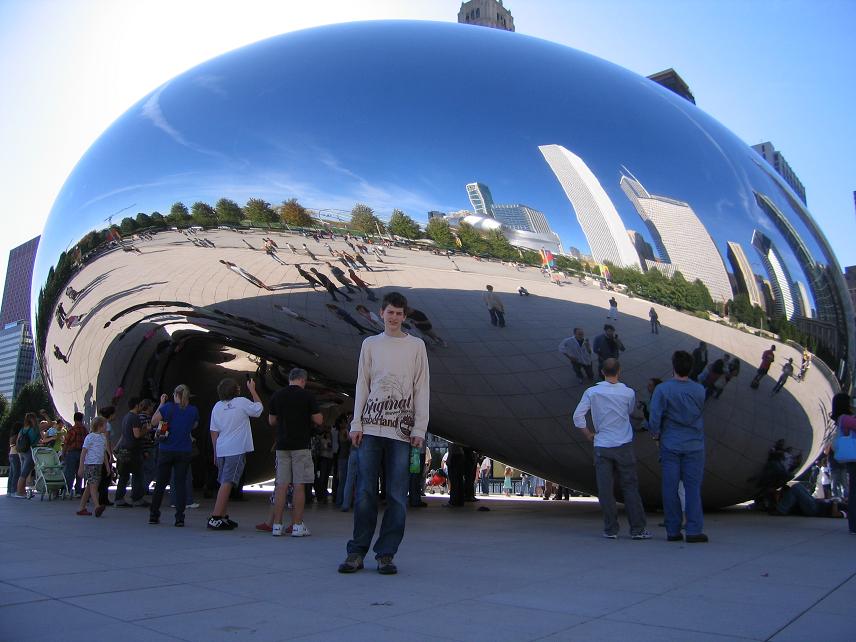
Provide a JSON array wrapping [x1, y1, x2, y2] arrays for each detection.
[[619, 171, 732, 302], [493, 203, 552, 234], [539, 144, 640, 269], [466, 182, 496, 218], [795, 281, 812, 319], [752, 142, 806, 205], [752, 229, 797, 320], [627, 230, 655, 264], [726, 241, 763, 309]]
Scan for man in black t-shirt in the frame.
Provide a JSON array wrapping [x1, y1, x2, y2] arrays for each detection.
[[115, 397, 149, 507], [268, 368, 323, 537]]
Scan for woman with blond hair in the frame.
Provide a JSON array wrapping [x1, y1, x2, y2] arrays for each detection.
[[148, 384, 199, 527]]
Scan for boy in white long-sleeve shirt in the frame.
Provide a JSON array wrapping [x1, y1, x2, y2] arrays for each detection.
[[338, 291, 430, 575]]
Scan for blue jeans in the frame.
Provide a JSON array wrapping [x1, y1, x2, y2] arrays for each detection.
[[488, 308, 505, 327], [151, 450, 191, 521], [661, 447, 704, 536], [335, 454, 349, 506], [848, 463, 856, 533], [7, 452, 21, 494], [480, 470, 490, 495], [347, 435, 409, 559], [63, 449, 82, 494], [340, 447, 359, 510]]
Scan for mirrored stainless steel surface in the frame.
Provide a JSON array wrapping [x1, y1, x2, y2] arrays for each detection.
[[33, 21, 852, 506]]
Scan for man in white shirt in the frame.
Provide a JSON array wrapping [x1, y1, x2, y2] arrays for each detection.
[[558, 327, 594, 384], [208, 377, 263, 530], [338, 291, 430, 575], [479, 456, 492, 495], [572, 358, 650, 540]]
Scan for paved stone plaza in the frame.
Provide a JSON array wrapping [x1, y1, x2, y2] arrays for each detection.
[[1, 490, 854, 641]]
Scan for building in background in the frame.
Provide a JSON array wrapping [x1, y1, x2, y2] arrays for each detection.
[[620, 171, 732, 302], [795, 281, 813, 319], [1, 236, 39, 327], [539, 144, 641, 269], [647, 68, 695, 104], [458, 0, 514, 31], [0, 236, 40, 401], [726, 241, 764, 309], [0, 321, 35, 401], [844, 266, 856, 311], [752, 229, 797, 320], [466, 182, 497, 218], [493, 203, 552, 234], [752, 142, 807, 205], [756, 275, 775, 316]]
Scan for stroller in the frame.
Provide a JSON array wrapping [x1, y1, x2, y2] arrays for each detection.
[[29, 447, 67, 500]]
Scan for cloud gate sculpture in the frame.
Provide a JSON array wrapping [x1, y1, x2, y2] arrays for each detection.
[[34, 21, 852, 507]]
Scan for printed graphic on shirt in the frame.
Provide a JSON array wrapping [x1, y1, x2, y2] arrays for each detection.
[[360, 374, 415, 440]]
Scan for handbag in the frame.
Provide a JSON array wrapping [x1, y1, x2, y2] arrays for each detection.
[[833, 416, 856, 463]]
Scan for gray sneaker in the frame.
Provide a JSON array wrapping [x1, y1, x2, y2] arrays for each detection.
[[631, 530, 653, 540], [602, 532, 618, 539], [338, 553, 364, 574]]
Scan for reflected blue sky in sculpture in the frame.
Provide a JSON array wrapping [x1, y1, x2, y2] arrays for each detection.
[[38, 21, 836, 313]]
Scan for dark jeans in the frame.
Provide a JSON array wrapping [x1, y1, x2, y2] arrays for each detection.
[[347, 435, 410, 560], [571, 362, 594, 382], [315, 456, 333, 500], [7, 452, 21, 494], [650, 319, 659, 333], [776, 483, 820, 516], [661, 447, 704, 536], [98, 462, 111, 505], [463, 448, 477, 501], [62, 449, 81, 494], [115, 450, 145, 502], [489, 308, 505, 327], [447, 452, 465, 506], [150, 450, 191, 522], [594, 442, 647, 536]]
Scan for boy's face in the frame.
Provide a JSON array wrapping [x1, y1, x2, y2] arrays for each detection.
[[380, 304, 406, 332]]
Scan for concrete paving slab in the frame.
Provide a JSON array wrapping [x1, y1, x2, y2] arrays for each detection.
[[2, 487, 855, 641]]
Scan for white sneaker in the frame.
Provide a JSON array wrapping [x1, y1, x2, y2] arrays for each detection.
[[291, 522, 311, 537], [272, 523, 283, 537], [187, 502, 200, 509]]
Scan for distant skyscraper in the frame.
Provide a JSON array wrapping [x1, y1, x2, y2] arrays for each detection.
[[726, 241, 763, 309], [647, 68, 696, 104], [751, 142, 807, 205], [568, 247, 582, 259], [539, 144, 641, 269], [466, 182, 496, 218], [619, 171, 732, 302], [1, 236, 39, 327], [0, 321, 35, 401], [492, 203, 552, 235], [458, 0, 514, 31], [844, 266, 856, 311], [752, 229, 797, 320], [627, 230, 655, 263]]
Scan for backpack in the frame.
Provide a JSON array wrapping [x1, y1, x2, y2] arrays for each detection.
[[16, 429, 31, 453]]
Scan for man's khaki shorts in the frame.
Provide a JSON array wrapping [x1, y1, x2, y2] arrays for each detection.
[[275, 449, 314, 485]]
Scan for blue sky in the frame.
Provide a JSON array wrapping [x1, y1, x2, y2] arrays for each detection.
[[1, 1, 854, 301]]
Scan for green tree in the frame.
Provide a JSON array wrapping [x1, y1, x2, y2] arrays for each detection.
[[279, 198, 315, 227], [485, 229, 516, 261], [166, 201, 190, 226], [243, 198, 277, 225], [388, 209, 421, 239], [350, 203, 385, 235], [456, 222, 489, 255], [214, 198, 242, 224], [119, 217, 138, 235], [425, 217, 455, 249], [150, 212, 167, 227], [134, 212, 153, 228], [0, 381, 51, 464], [191, 201, 217, 226]]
